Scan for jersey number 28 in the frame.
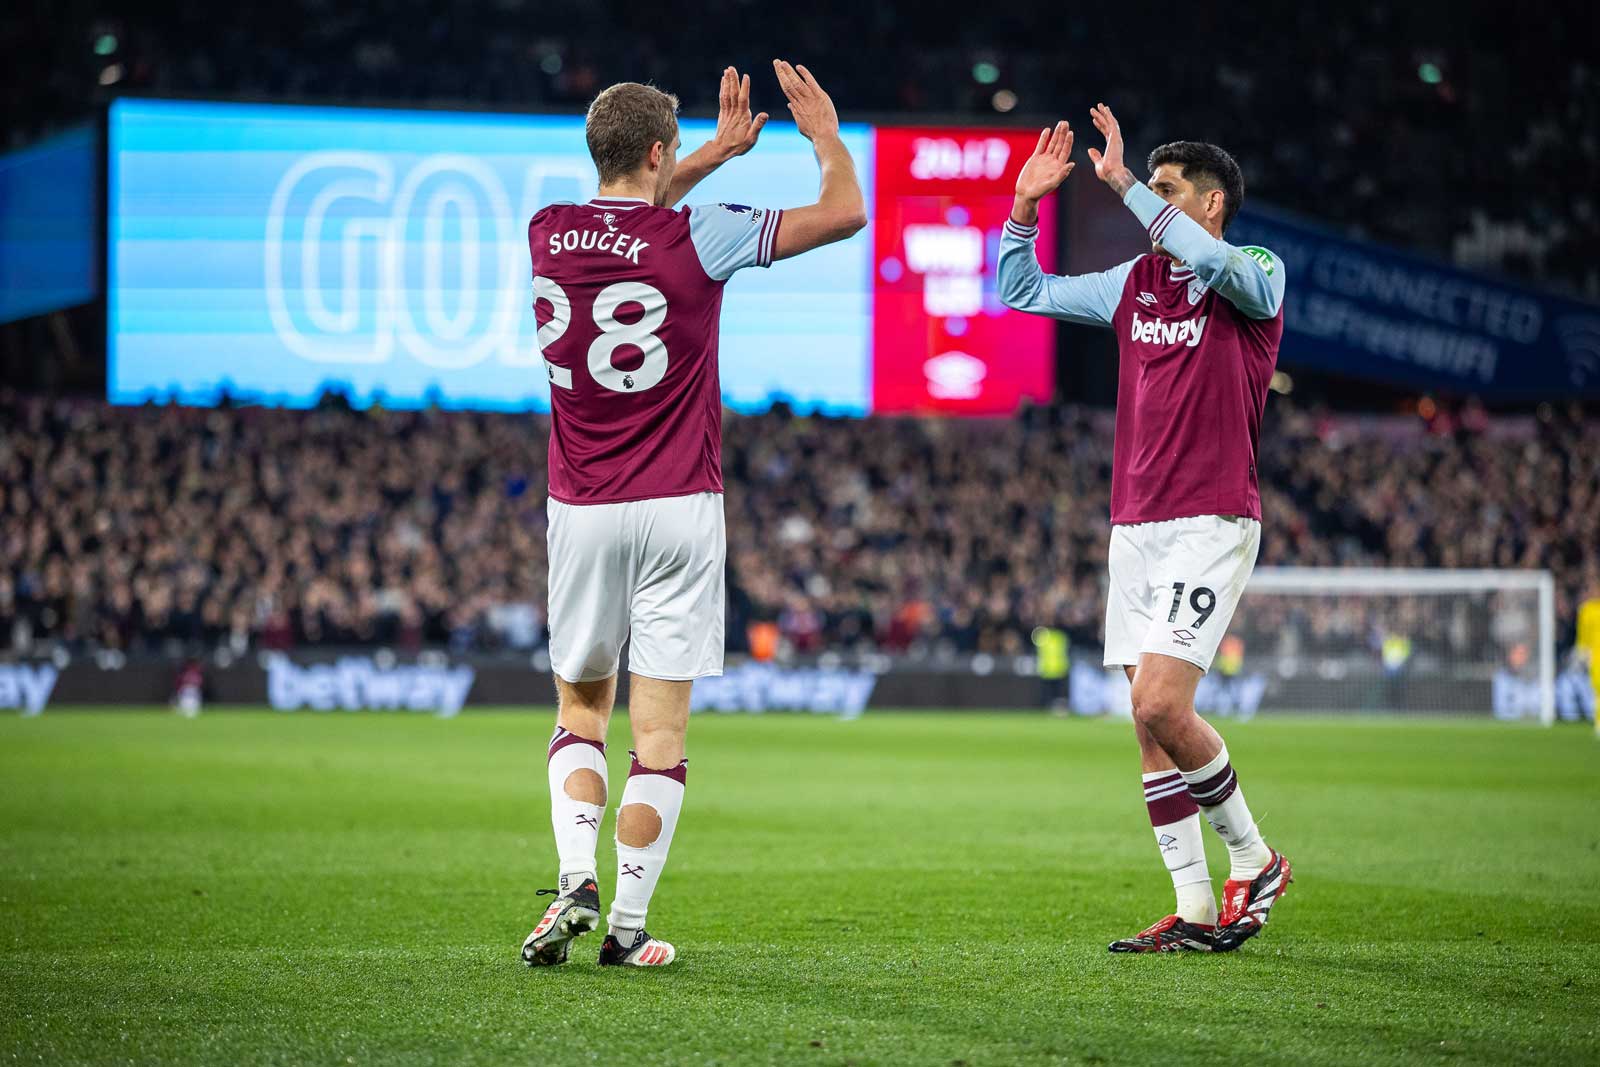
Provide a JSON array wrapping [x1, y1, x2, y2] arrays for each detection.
[[535, 277, 668, 392]]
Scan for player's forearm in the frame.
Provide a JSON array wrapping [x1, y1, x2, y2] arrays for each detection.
[[1101, 166, 1138, 198], [812, 132, 867, 230], [665, 142, 735, 207], [999, 221, 1128, 327], [997, 221, 1049, 312], [1010, 195, 1041, 227], [770, 134, 866, 260], [1121, 181, 1226, 275], [1120, 182, 1284, 317]]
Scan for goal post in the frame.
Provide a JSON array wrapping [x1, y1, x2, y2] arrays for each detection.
[[1225, 567, 1557, 724]]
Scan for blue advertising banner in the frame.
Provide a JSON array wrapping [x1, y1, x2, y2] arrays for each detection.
[[1229, 205, 1600, 397], [0, 124, 98, 324]]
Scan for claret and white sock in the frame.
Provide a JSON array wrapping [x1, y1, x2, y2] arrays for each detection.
[[547, 726, 608, 893], [607, 752, 687, 942], [1180, 745, 1272, 881], [1143, 769, 1216, 926]]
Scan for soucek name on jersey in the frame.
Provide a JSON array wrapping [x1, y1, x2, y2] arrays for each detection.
[[997, 184, 1286, 526], [528, 198, 782, 506]]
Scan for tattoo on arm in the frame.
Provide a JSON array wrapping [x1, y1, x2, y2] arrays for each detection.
[[1104, 168, 1137, 197]]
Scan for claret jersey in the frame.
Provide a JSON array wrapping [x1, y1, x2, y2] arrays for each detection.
[[997, 183, 1285, 526], [528, 197, 782, 505]]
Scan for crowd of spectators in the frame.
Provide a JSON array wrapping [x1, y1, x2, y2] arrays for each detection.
[[2, 391, 1595, 663], [4, 1, 1598, 299]]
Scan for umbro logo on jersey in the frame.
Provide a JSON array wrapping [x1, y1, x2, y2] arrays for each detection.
[[1136, 291, 1157, 306], [1158, 833, 1178, 854], [1172, 629, 1196, 645], [1130, 312, 1207, 348]]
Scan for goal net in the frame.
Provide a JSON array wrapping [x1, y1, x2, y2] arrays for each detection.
[[1210, 567, 1556, 723]]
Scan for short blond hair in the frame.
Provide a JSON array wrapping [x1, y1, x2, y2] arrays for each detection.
[[585, 82, 679, 184]]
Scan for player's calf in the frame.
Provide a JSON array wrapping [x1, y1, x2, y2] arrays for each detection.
[[1142, 766, 1217, 927], [546, 726, 608, 897], [1178, 744, 1273, 881], [604, 752, 687, 958]]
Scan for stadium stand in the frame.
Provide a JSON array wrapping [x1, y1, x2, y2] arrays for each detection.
[[3, 392, 1594, 660], [6, 1, 1596, 299]]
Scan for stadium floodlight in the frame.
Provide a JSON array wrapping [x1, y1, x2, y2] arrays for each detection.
[[1230, 567, 1557, 724]]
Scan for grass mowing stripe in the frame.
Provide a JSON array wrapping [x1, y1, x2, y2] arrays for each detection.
[[2, 710, 1597, 1066]]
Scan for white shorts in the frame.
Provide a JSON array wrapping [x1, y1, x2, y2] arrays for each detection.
[[546, 491, 726, 684], [1103, 514, 1260, 672]]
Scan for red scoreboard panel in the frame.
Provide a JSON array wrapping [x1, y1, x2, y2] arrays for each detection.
[[870, 126, 1058, 415]]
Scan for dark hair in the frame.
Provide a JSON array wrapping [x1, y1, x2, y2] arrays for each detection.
[[1147, 141, 1244, 232], [586, 82, 679, 183]]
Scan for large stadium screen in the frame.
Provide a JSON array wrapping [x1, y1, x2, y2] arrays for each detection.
[[108, 100, 1053, 414], [108, 98, 874, 413], [869, 127, 1057, 415]]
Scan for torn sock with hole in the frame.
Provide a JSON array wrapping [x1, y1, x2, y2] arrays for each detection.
[[608, 752, 686, 933]]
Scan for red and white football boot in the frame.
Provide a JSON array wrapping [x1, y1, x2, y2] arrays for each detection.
[[1214, 850, 1293, 952]]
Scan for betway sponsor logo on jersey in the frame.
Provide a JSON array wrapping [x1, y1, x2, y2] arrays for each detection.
[[1130, 312, 1208, 348], [267, 656, 474, 717], [545, 228, 650, 263]]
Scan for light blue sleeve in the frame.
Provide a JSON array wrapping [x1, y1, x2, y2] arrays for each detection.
[[685, 203, 783, 282], [997, 217, 1134, 327], [1122, 183, 1286, 319]]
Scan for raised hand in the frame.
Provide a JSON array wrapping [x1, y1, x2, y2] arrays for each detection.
[[663, 66, 770, 204], [1086, 102, 1136, 194], [773, 60, 840, 143], [709, 66, 768, 161], [1015, 121, 1075, 202]]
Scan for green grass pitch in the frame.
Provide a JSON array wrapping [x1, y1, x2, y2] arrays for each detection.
[[3, 710, 1598, 1066]]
